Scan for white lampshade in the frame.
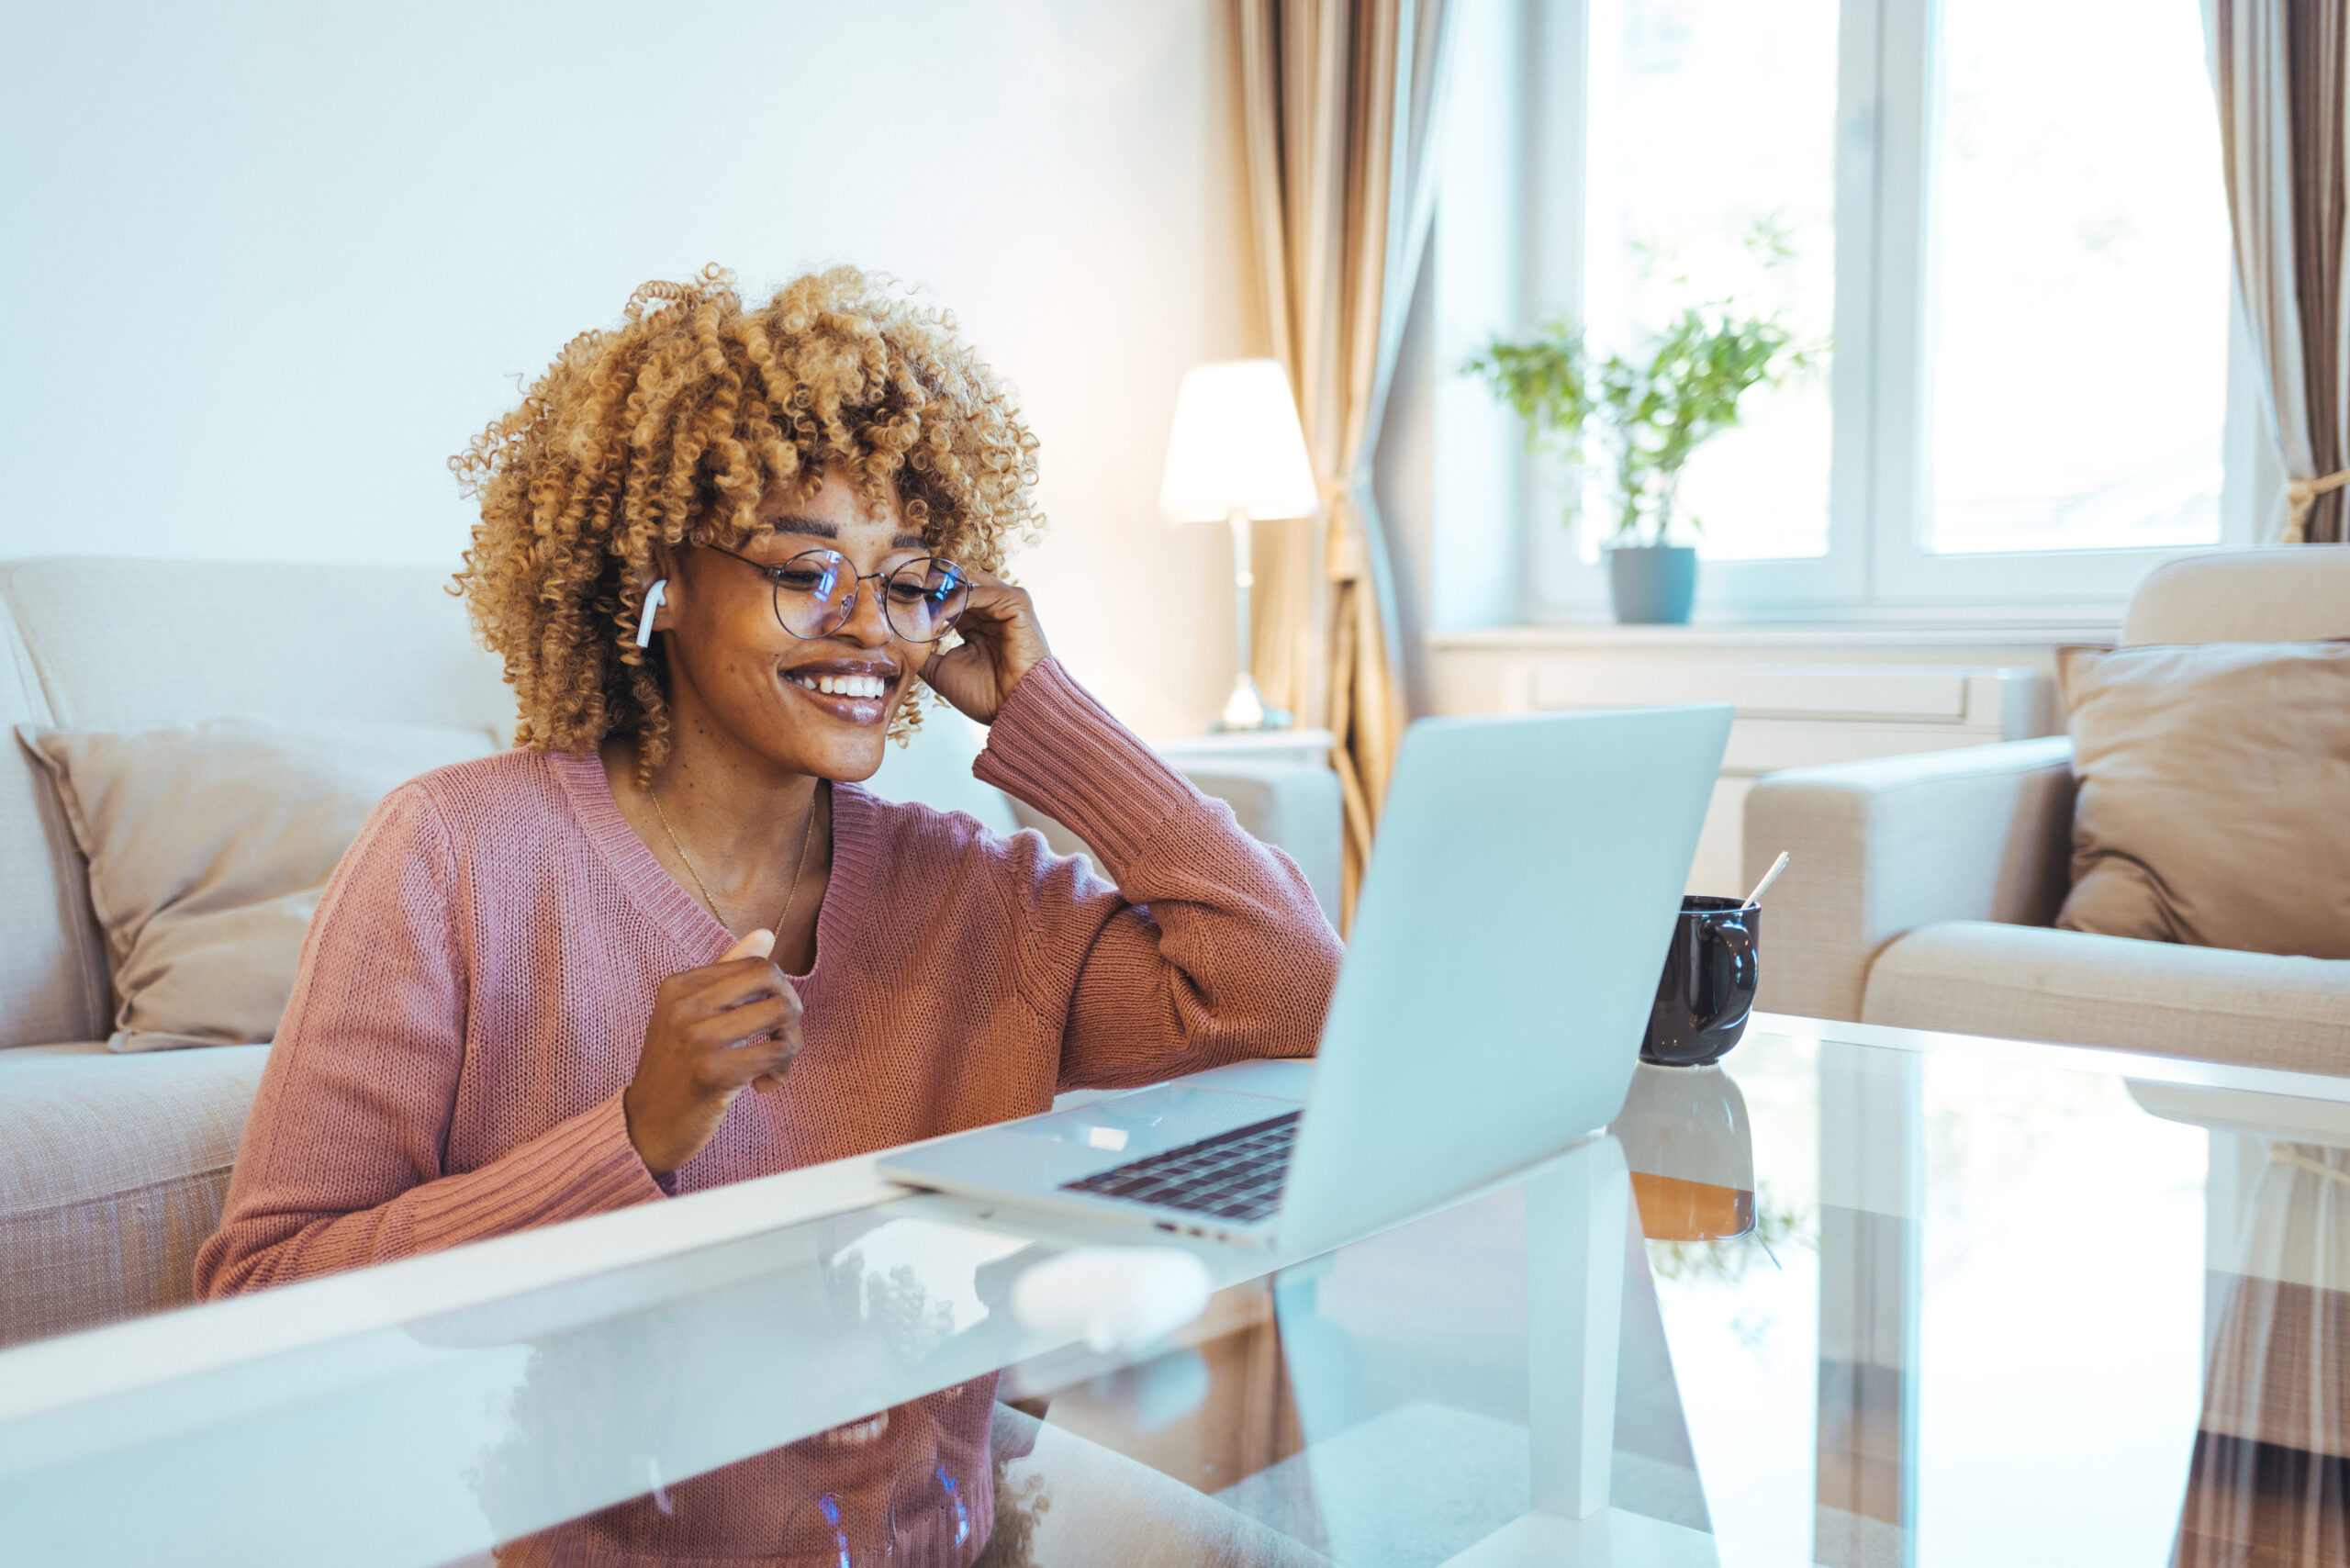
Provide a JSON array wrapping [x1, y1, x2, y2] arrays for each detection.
[[1158, 359, 1321, 523]]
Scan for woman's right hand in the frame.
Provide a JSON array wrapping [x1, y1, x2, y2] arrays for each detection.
[[623, 929, 803, 1177]]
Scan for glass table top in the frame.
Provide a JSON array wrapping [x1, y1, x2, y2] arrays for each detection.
[[4, 1014, 2347, 1566]]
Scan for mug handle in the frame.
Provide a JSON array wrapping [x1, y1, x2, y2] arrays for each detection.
[[1695, 920, 1759, 1033]]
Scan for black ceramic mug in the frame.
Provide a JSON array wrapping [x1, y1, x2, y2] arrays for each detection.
[[1639, 896, 1760, 1067]]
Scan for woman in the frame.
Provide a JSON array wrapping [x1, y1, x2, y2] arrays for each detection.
[[195, 266, 1342, 1564]]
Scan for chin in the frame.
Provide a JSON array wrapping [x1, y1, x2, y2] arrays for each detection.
[[759, 669, 909, 781], [818, 736, 890, 784], [778, 721, 885, 783], [822, 702, 923, 781]]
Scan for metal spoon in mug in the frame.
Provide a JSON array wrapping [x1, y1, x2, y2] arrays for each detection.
[[1742, 851, 1789, 910]]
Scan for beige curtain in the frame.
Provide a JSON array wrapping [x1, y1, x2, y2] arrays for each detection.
[[2209, 0, 2350, 543], [1238, 0, 1455, 927]]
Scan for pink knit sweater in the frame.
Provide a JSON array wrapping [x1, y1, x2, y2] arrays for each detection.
[[194, 659, 1340, 1564]]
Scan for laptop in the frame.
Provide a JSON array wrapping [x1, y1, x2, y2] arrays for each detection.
[[878, 703, 1732, 1255]]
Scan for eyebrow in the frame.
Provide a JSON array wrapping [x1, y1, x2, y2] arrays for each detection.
[[768, 516, 929, 554]]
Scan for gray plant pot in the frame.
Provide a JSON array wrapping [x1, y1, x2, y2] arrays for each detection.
[[1606, 543, 1698, 624]]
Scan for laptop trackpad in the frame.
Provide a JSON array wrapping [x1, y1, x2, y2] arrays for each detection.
[[1013, 1084, 1288, 1165]]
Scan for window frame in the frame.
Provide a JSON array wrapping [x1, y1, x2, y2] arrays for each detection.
[[1486, 0, 2256, 627]]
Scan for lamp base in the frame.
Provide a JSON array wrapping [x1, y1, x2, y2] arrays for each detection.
[[1214, 673, 1293, 732]]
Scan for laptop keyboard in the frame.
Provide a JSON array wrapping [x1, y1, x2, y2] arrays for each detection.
[[1060, 1111, 1302, 1225]]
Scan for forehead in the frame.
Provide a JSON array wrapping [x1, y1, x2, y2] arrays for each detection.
[[752, 473, 924, 552]]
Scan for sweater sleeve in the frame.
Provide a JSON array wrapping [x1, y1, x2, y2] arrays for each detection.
[[193, 782, 666, 1300], [972, 658, 1344, 1090]]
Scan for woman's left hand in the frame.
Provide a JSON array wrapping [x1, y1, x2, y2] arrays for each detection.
[[919, 566, 1053, 723]]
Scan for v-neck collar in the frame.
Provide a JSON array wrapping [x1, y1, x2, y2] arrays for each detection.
[[551, 750, 874, 985]]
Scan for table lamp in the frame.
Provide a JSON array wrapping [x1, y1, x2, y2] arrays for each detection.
[[1158, 358, 1321, 731]]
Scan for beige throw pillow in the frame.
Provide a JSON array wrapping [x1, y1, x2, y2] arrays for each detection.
[[2054, 641, 2350, 958], [20, 719, 499, 1052]]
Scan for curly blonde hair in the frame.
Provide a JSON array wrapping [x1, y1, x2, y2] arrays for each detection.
[[452, 264, 1041, 768]]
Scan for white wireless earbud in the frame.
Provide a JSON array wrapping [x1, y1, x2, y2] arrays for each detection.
[[633, 579, 667, 648]]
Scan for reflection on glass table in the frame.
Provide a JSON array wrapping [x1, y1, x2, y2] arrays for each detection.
[[6, 1017, 2350, 1565]]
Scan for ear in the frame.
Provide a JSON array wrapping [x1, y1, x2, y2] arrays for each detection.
[[632, 579, 666, 647], [632, 543, 684, 640]]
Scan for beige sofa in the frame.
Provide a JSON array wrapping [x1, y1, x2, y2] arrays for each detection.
[[0, 558, 1340, 1350], [1743, 547, 2350, 1074]]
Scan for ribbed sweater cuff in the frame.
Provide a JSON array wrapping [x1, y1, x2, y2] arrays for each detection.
[[410, 1092, 666, 1248], [973, 657, 1201, 868]]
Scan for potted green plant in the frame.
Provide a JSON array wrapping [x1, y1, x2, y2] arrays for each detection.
[[1466, 306, 1807, 623]]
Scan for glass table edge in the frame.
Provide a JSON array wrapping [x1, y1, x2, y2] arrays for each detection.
[[1751, 1010, 2350, 1103]]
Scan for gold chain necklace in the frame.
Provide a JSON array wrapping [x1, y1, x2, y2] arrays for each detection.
[[650, 778, 822, 938]]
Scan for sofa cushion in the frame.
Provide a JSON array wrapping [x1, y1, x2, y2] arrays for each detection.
[[2053, 641, 2350, 959], [1862, 921, 2350, 1075], [0, 1042, 269, 1348], [0, 558, 518, 1055], [22, 719, 498, 1051]]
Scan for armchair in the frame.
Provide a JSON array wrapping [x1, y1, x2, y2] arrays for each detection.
[[1742, 549, 2350, 1074]]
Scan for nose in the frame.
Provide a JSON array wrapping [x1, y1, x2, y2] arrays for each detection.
[[833, 576, 894, 649]]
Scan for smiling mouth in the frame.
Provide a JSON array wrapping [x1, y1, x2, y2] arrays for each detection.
[[780, 665, 898, 725], [818, 1411, 891, 1447], [787, 671, 890, 699]]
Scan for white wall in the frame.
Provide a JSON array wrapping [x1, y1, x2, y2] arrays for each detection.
[[0, 1, 1261, 738]]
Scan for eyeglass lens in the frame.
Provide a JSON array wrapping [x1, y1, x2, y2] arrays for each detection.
[[768, 550, 971, 644]]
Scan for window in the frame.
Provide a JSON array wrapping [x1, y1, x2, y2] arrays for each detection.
[[1458, 0, 2251, 620], [1584, 0, 1841, 563], [1924, 0, 2230, 556]]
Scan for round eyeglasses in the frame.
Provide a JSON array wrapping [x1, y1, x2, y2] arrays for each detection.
[[703, 543, 972, 644]]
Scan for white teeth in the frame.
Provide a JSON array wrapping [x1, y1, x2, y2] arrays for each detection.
[[819, 1411, 891, 1446], [789, 672, 889, 700]]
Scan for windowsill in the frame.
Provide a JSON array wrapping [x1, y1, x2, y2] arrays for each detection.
[[1428, 620, 2121, 652]]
